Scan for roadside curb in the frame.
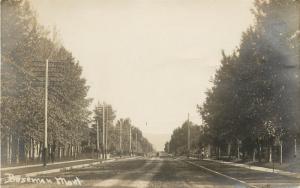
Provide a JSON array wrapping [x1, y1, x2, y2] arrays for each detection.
[[24, 160, 103, 177], [24, 157, 129, 177], [204, 159, 300, 179], [1, 158, 94, 171]]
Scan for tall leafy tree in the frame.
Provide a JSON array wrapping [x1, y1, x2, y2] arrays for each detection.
[[1, 0, 92, 163], [198, 0, 299, 161]]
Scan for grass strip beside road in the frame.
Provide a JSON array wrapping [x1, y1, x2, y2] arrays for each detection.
[[1, 156, 138, 178], [1, 159, 99, 176], [184, 160, 258, 188], [205, 159, 300, 179]]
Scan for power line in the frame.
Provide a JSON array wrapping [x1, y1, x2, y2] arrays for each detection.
[[5, 60, 85, 110]]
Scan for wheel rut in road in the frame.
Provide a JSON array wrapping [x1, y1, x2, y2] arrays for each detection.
[[93, 158, 162, 187], [148, 158, 241, 188], [126, 158, 163, 188]]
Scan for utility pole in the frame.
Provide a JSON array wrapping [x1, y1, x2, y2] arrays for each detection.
[[43, 59, 49, 167], [102, 102, 105, 159], [295, 137, 297, 158], [280, 140, 283, 164], [237, 145, 240, 160], [187, 113, 190, 158], [96, 119, 99, 159], [31, 58, 64, 166], [129, 125, 132, 156], [105, 106, 108, 159], [119, 120, 122, 156], [136, 132, 138, 154]]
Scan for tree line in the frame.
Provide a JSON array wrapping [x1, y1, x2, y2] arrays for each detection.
[[91, 104, 154, 157], [164, 121, 204, 156], [166, 0, 299, 163], [1, 0, 153, 165]]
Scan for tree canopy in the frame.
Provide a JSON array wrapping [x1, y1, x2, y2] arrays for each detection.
[[197, 0, 299, 160]]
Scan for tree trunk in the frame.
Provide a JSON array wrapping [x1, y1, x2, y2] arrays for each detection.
[[62, 147, 65, 158], [69, 144, 72, 158], [25, 142, 29, 164], [258, 145, 262, 162], [74, 145, 77, 159], [67, 144, 70, 158], [51, 141, 56, 163], [280, 141, 283, 164], [29, 137, 32, 160], [237, 144, 240, 160], [37, 142, 40, 160], [269, 146, 272, 163], [294, 138, 297, 158], [6, 135, 11, 164], [32, 139, 35, 160], [16, 137, 20, 164], [9, 134, 12, 164], [58, 147, 61, 160], [227, 143, 231, 158], [72, 145, 75, 159], [37, 142, 41, 161], [47, 143, 50, 161], [39, 142, 43, 161], [65, 145, 68, 158], [77, 145, 80, 158], [207, 144, 211, 158]]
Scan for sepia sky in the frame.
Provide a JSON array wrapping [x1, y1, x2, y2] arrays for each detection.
[[30, 0, 255, 150]]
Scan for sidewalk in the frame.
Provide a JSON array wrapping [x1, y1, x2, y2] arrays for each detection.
[[1, 158, 98, 176], [1, 156, 137, 178], [205, 159, 300, 179], [1, 158, 94, 171]]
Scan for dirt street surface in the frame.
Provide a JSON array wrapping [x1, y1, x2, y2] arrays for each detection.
[[2, 157, 300, 188]]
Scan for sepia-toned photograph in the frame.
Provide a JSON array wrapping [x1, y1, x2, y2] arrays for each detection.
[[1, 0, 299, 187]]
